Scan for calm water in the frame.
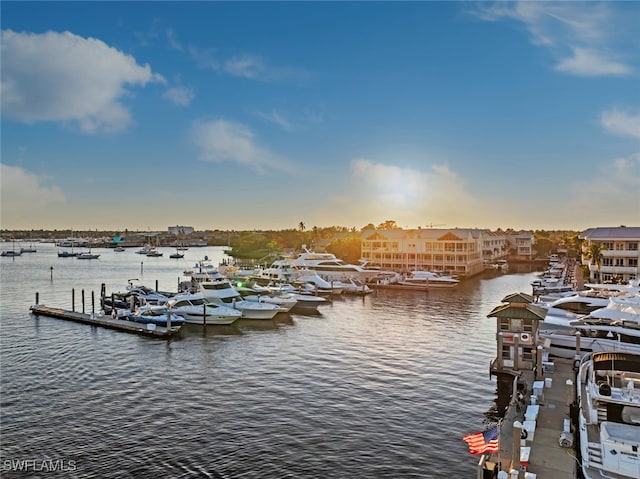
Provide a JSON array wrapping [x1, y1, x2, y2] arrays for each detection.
[[0, 245, 540, 478]]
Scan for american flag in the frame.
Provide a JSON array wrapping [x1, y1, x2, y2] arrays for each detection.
[[462, 425, 500, 455]]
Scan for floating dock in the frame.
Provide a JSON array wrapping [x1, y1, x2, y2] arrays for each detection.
[[29, 305, 181, 339]]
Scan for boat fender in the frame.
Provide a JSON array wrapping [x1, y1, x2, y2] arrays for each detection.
[[521, 429, 528, 440]]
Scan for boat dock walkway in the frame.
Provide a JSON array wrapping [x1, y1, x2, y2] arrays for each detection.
[[496, 358, 577, 478], [29, 305, 181, 338]]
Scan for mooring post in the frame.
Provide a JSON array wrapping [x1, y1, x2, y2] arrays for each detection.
[[82, 289, 85, 314], [141, 262, 144, 275], [156, 280, 159, 292], [91, 291, 95, 315], [512, 420, 522, 471], [50, 266, 54, 281], [72, 288, 75, 312], [203, 303, 207, 328], [35, 292, 39, 305]]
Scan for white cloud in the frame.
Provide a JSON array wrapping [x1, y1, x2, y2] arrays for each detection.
[[601, 108, 640, 139], [556, 47, 631, 76], [224, 55, 264, 79], [162, 86, 194, 106], [257, 110, 293, 131], [191, 119, 289, 173], [348, 159, 479, 226], [1, 29, 165, 133], [0, 164, 66, 226], [471, 2, 634, 77], [565, 153, 640, 222], [187, 45, 309, 82], [166, 28, 183, 52]]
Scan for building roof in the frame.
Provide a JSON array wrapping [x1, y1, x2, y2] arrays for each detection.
[[501, 292, 534, 304], [486, 303, 547, 320], [361, 228, 489, 241], [579, 226, 640, 241]]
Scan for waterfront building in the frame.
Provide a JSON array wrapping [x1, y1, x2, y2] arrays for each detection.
[[360, 227, 487, 277], [579, 226, 640, 283], [509, 232, 535, 261], [482, 231, 509, 263]]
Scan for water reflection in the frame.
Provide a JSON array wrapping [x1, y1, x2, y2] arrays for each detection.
[[0, 245, 543, 478]]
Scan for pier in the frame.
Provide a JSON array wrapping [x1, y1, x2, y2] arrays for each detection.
[[489, 358, 576, 478], [29, 305, 181, 339]]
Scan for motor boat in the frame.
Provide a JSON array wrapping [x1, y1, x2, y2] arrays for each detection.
[[287, 248, 382, 282], [234, 285, 298, 313], [197, 276, 280, 320], [576, 351, 640, 479], [337, 277, 373, 295], [166, 293, 241, 325], [127, 305, 185, 327], [77, 251, 100, 259], [539, 293, 640, 358], [399, 270, 459, 289], [295, 272, 345, 295], [125, 281, 171, 305]]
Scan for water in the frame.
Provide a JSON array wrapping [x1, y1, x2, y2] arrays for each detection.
[[0, 244, 540, 478]]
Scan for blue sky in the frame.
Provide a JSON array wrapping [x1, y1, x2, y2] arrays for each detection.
[[1, 1, 639, 232]]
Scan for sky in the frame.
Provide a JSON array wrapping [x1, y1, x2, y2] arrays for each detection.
[[1, 1, 639, 232]]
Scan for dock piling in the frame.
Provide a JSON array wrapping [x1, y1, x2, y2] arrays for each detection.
[[511, 420, 522, 471], [82, 289, 85, 314], [72, 288, 75, 312], [35, 292, 39, 304]]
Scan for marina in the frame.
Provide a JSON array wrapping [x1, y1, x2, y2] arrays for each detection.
[[1, 243, 637, 478]]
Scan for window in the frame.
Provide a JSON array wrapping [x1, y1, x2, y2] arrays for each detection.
[[629, 242, 638, 251], [523, 347, 533, 362], [615, 258, 624, 267], [499, 319, 510, 331], [629, 259, 638, 267], [523, 319, 534, 333], [501, 344, 511, 359]]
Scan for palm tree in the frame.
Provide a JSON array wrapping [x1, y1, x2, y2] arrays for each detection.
[[585, 242, 606, 282], [298, 221, 306, 232]]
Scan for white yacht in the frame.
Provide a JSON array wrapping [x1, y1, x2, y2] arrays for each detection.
[[256, 282, 328, 312], [295, 272, 345, 295], [197, 276, 280, 320], [539, 293, 640, 358], [401, 270, 459, 288], [166, 293, 241, 325], [235, 286, 298, 313], [287, 248, 382, 282], [340, 278, 373, 295], [576, 351, 640, 479]]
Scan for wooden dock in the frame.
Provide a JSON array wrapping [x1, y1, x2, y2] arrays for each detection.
[[29, 305, 181, 339], [488, 358, 576, 479]]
